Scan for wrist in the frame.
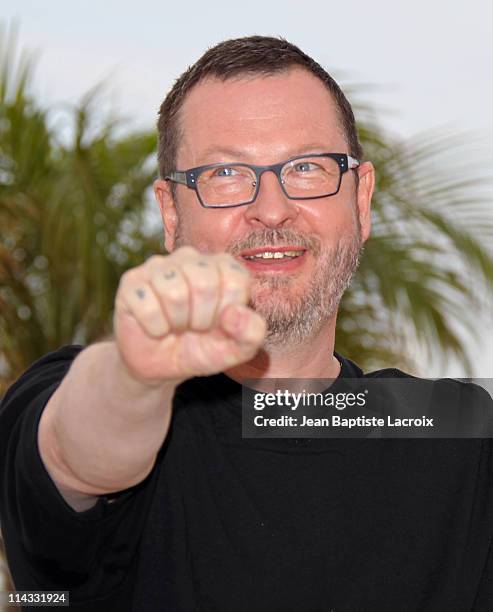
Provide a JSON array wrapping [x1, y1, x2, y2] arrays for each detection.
[[106, 341, 183, 393]]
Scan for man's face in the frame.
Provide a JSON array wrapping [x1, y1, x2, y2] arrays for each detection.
[[155, 68, 374, 346]]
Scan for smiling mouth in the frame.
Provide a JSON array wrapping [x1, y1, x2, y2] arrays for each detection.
[[242, 249, 306, 261]]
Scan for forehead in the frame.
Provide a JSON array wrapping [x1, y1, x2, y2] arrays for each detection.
[[177, 68, 346, 166]]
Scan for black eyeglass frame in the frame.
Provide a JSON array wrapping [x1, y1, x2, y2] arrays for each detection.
[[165, 152, 360, 209]]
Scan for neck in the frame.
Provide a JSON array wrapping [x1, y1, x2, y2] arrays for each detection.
[[225, 317, 340, 383]]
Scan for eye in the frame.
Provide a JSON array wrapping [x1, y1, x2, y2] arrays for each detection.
[[214, 166, 238, 177], [293, 162, 318, 173]]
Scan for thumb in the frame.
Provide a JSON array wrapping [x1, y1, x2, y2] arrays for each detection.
[[219, 304, 267, 347]]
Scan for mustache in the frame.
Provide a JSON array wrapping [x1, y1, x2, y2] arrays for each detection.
[[228, 229, 321, 256]]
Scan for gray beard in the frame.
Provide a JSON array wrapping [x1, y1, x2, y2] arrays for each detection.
[[228, 227, 363, 348]]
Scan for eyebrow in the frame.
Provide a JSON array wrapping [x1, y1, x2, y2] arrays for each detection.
[[198, 146, 250, 160], [197, 143, 335, 163]]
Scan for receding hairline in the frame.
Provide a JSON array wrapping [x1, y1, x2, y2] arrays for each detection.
[[171, 66, 351, 171]]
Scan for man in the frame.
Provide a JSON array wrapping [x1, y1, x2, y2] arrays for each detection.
[[1, 36, 492, 611]]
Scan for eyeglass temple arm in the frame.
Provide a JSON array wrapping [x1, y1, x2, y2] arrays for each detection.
[[347, 156, 360, 170], [165, 171, 188, 185]]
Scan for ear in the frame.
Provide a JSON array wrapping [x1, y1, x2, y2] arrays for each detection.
[[355, 161, 374, 243], [154, 179, 178, 252]]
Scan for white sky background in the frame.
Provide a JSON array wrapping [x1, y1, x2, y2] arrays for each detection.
[[3, 0, 493, 377]]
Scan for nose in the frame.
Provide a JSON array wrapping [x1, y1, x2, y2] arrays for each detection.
[[243, 169, 299, 228]]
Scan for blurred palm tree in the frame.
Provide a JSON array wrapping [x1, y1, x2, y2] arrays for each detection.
[[1, 23, 493, 592], [0, 24, 161, 397], [338, 114, 493, 372]]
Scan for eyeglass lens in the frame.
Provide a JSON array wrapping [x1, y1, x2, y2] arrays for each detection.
[[196, 156, 342, 207]]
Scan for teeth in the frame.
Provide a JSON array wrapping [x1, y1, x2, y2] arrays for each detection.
[[243, 250, 303, 260]]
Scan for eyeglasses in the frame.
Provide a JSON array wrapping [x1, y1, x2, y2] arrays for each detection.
[[165, 152, 360, 209]]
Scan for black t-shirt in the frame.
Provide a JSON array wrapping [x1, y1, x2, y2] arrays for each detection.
[[1, 345, 493, 611]]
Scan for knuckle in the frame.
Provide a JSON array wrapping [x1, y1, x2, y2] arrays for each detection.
[[114, 296, 129, 314], [165, 286, 187, 306], [223, 285, 248, 305], [226, 269, 247, 284], [219, 254, 249, 274], [136, 305, 166, 330], [150, 269, 177, 287], [134, 299, 158, 317], [119, 269, 137, 286], [175, 245, 198, 259], [218, 252, 236, 262], [146, 254, 168, 267], [193, 277, 216, 296], [224, 280, 247, 295], [120, 268, 145, 290], [142, 309, 163, 325]]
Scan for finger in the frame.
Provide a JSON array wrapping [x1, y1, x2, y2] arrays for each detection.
[[180, 256, 220, 331], [215, 255, 251, 319], [117, 282, 170, 338], [148, 263, 190, 331], [219, 304, 267, 353]]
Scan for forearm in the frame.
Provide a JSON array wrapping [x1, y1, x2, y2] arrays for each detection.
[[38, 341, 176, 499]]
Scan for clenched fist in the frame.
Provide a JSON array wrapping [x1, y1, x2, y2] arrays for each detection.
[[113, 247, 267, 386]]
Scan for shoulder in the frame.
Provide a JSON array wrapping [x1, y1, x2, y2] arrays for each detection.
[[1, 344, 84, 404], [338, 354, 492, 412], [342, 353, 488, 386], [0, 345, 84, 440], [337, 354, 421, 380], [2, 345, 84, 398], [365, 364, 490, 402]]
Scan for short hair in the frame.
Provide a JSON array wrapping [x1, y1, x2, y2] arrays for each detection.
[[157, 35, 363, 181]]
